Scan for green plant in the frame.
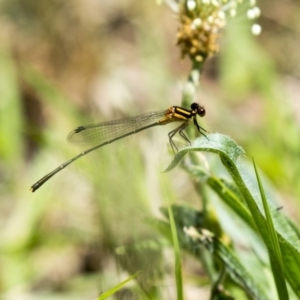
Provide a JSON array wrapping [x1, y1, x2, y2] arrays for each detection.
[[1, 0, 300, 299]]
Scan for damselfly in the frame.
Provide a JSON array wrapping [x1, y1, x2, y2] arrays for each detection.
[[30, 102, 207, 192]]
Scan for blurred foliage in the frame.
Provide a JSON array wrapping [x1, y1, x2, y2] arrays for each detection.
[[0, 0, 300, 299]]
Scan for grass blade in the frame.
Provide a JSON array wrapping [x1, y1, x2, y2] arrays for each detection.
[[168, 205, 184, 300], [97, 271, 141, 300], [252, 157, 289, 300]]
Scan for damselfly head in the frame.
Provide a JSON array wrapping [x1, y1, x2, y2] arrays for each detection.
[[191, 103, 205, 117]]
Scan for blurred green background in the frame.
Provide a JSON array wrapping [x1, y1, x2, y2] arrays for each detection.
[[0, 0, 299, 299]]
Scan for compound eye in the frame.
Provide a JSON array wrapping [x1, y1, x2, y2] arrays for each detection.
[[191, 103, 199, 110], [198, 107, 206, 117]]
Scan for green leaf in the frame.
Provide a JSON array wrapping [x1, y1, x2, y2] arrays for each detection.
[[252, 157, 289, 300], [165, 133, 300, 298], [159, 205, 269, 300], [168, 205, 184, 300], [164, 133, 244, 172], [204, 232, 268, 300], [97, 271, 140, 300], [220, 151, 300, 298]]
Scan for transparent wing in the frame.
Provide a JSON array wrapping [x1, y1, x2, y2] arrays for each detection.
[[67, 109, 169, 147]]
